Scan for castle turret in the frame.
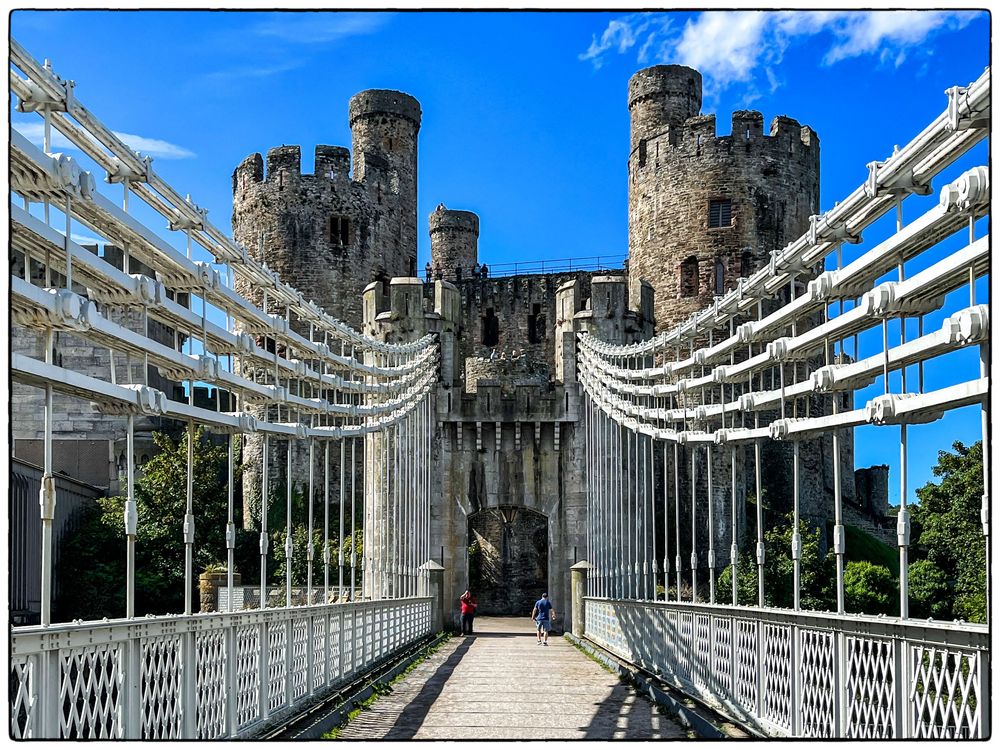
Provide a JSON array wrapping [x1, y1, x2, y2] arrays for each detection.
[[232, 143, 387, 330], [232, 91, 422, 526], [349, 89, 421, 277], [626, 65, 820, 331], [429, 205, 479, 280], [628, 65, 702, 150]]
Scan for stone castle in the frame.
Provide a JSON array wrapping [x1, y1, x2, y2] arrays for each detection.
[[229, 65, 886, 617], [11, 65, 891, 623]]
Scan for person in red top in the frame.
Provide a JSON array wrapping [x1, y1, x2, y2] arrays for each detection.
[[460, 590, 477, 635]]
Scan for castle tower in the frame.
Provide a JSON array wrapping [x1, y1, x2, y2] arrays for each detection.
[[626, 64, 820, 331], [428, 205, 479, 280], [349, 89, 421, 279], [231, 89, 421, 526]]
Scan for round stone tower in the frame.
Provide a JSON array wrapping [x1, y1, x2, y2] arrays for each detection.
[[628, 64, 702, 150], [429, 205, 479, 280], [626, 64, 820, 332], [349, 89, 421, 279], [232, 145, 369, 329], [231, 88, 421, 526]]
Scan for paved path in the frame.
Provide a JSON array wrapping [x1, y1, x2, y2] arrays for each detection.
[[336, 616, 688, 740]]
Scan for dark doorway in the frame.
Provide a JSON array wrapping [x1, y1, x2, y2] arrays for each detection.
[[467, 507, 547, 615], [482, 308, 499, 346]]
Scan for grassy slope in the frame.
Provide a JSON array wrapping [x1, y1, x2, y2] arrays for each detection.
[[828, 522, 900, 576]]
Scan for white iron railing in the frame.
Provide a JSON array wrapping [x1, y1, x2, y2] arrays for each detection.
[[585, 598, 988, 738], [578, 67, 990, 738], [10, 597, 432, 739]]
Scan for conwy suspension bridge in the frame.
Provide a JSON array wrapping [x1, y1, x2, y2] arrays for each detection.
[[7, 39, 991, 739]]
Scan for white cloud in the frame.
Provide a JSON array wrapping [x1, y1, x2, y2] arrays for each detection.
[[251, 11, 392, 44], [580, 18, 640, 69], [196, 60, 302, 87], [671, 11, 770, 88], [823, 10, 975, 65], [580, 10, 982, 98], [12, 120, 195, 159]]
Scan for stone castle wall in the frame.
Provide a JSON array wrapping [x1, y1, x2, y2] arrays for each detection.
[[232, 89, 420, 523], [627, 65, 820, 331], [447, 272, 600, 388]]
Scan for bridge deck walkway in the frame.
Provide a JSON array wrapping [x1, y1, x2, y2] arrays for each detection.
[[336, 616, 687, 740]]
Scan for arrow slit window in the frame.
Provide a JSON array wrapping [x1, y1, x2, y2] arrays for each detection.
[[330, 216, 351, 249]]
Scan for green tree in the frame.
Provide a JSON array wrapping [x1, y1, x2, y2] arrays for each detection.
[[718, 512, 834, 610], [910, 440, 986, 623], [908, 559, 951, 620], [843, 560, 897, 616], [57, 429, 256, 619]]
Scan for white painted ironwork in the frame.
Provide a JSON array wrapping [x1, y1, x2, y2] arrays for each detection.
[[586, 598, 988, 738], [10, 599, 431, 739], [9, 41, 437, 739], [579, 66, 990, 738]]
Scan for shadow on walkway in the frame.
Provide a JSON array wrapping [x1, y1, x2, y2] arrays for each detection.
[[380, 636, 475, 740]]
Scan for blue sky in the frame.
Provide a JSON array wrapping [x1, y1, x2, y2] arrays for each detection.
[[9, 9, 991, 504]]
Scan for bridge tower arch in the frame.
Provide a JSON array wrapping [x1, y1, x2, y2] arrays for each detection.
[[467, 506, 549, 615]]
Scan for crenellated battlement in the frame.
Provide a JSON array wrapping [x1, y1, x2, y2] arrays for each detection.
[[629, 110, 819, 168], [232, 144, 355, 195], [626, 64, 820, 333]]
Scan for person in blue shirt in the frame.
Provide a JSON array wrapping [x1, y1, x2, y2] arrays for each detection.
[[531, 593, 556, 646]]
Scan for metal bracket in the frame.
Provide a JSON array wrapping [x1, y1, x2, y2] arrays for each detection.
[[946, 85, 988, 132], [39, 475, 57, 520], [124, 500, 137, 536]]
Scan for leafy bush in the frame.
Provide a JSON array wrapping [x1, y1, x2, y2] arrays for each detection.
[[907, 558, 951, 620], [843, 560, 897, 616], [57, 429, 256, 619]]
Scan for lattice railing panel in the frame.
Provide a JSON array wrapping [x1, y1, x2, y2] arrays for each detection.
[[235, 624, 261, 730], [266, 622, 288, 713], [910, 646, 982, 739], [312, 616, 327, 692], [678, 613, 693, 682], [10, 655, 36, 739], [140, 636, 181, 739], [57, 644, 124, 739], [290, 617, 310, 701], [693, 614, 712, 689], [761, 623, 793, 731], [800, 629, 836, 737], [195, 629, 228, 739], [845, 635, 895, 738], [712, 617, 733, 696], [735, 619, 758, 713]]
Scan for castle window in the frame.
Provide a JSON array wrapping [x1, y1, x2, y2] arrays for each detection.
[[680, 256, 699, 297], [528, 303, 545, 344], [714, 259, 726, 295], [740, 250, 754, 279], [637, 139, 647, 168], [330, 216, 351, 248], [708, 199, 732, 228], [482, 308, 499, 347]]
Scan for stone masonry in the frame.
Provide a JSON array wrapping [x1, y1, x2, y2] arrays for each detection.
[[9, 62, 892, 631], [231, 89, 420, 524]]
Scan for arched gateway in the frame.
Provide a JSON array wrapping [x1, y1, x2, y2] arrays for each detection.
[[467, 507, 548, 615]]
